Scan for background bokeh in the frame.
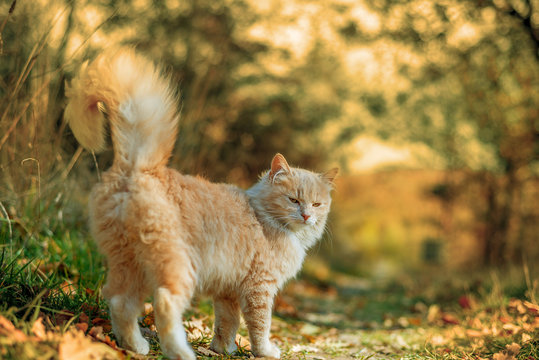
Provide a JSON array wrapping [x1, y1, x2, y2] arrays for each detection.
[[1, 0, 538, 279]]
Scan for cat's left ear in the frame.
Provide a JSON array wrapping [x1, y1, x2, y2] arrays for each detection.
[[269, 153, 291, 183], [321, 167, 339, 185]]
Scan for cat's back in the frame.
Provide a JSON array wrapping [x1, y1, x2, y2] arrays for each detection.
[[165, 169, 263, 239]]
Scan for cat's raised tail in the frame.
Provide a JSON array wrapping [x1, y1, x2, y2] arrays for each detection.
[[65, 48, 179, 171]]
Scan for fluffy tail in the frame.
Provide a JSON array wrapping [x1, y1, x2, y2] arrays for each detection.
[[64, 48, 179, 171]]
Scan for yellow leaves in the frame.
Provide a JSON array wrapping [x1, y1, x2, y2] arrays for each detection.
[[0, 315, 28, 343], [492, 342, 521, 360], [0, 315, 123, 360], [184, 316, 212, 342], [235, 334, 251, 351], [59, 330, 118, 360]]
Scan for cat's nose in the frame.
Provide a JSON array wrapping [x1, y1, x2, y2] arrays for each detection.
[[302, 214, 310, 221]]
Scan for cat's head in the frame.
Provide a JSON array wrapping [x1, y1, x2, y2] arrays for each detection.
[[251, 153, 338, 233]]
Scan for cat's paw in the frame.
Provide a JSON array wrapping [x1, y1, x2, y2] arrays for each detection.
[[116, 332, 150, 355], [161, 343, 196, 360], [132, 338, 150, 355], [160, 332, 196, 360], [253, 342, 281, 359], [209, 337, 238, 354]]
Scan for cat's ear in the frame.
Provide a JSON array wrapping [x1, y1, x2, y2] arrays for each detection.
[[321, 167, 339, 185], [269, 153, 291, 183]]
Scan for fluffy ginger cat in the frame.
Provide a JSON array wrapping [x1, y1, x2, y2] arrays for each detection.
[[64, 48, 337, 360]]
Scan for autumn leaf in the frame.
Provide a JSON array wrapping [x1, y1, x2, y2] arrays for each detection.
[[465, 329, 483, 337], [91, 317, 112, 332], [31, 317, 47, 340], [235, 334, 251, 350], [523, 300, 539, 314], [441, 313, 459, 325], [458, 295, 473, 310], [0, 315, 28, 342], [75, 322, 89, 333], [79, 313, 89, 324], [59, 330, 119, 360], [492, 342, 520, 360]]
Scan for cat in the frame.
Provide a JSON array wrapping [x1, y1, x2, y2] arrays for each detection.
[[64, 48, 337, 360]]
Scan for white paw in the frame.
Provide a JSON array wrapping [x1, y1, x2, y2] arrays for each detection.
[[160, 333, 196, 360], [210, 337, 238, 354], [161, 344, 196, 360], [133, 338, 150, 355], [115, 331, 150, 355], [253, 342, 281, 359]]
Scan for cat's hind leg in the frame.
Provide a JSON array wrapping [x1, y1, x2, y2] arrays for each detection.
[[210, 297, 240, 354], [149, 246, 197, 360], [103, 264, 150, 355], [154, 286, 195, 360]]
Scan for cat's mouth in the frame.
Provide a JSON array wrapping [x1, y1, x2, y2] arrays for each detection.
[[292, 217, 315, 227]]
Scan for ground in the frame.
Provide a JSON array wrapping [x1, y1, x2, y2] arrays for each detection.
[[0, 239, 538, 360]]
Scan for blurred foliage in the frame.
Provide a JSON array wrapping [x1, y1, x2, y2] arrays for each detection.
[[0, 0, 537, 270]]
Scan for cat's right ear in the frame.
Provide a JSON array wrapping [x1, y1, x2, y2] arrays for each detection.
[[322, 167, 339, 186], [269, 153, 290, 183]]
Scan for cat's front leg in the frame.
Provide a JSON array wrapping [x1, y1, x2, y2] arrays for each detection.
[[210, 297, 240, 354], [240, 289, 281, 359]]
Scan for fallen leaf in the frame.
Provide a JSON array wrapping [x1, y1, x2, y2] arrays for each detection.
[[31, 317, 47, 339], [91, 318, 112, 332], [88, 326, 105, 341], [102, 334, 118, 349], [508, 299, 527, 314], [184, 317, 211, 341], [0, 315, 28, 342], [459, 295, 473, 309], [143, 303, 153, 316], [235, 334, 251, 350], [407, 317, 422, 326], [302, 333, 317, 343], [466, 329, 483, 337], [492, 342, 521, 360], [502, 323, 522, 334], [79, 313, 89, 324], [53, 310, 74, 326], [441, 313, 459, 325], [427, 305, 441, 323], [429, 335, 447, 346], [75, 322, 89, 333], [505, 342, 521, 355], [59, 329, 118, 360], [523, 301, 539, 314]]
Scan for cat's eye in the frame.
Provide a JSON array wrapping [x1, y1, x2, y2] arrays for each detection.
[[289, 197, 299, 204], [312, 202, 321, 207]]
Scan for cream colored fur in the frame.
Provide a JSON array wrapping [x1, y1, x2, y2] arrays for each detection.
[[65, 48, 337, 360]]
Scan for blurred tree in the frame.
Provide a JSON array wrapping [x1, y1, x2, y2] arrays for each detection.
[[340, 0, 539, 265]]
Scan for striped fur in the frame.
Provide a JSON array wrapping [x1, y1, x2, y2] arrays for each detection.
[[65, 49, 337, 359]]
